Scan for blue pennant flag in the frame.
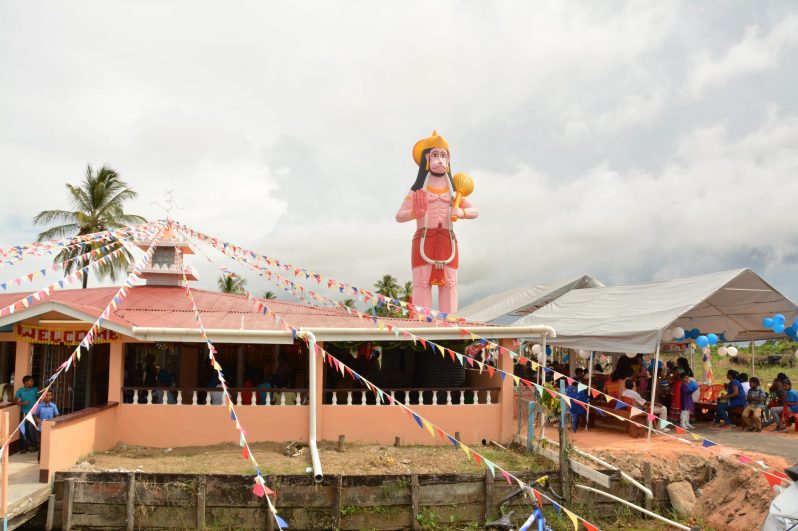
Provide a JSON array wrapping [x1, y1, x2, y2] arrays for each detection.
[[412, 413, 423, 429], [447, 435, 460, 449], [499, 372, 506, 382], [275, 514, 289, 528], [231, 410, 237, 421], [614, 400, 628, 410], [701, 439, 717, 448]]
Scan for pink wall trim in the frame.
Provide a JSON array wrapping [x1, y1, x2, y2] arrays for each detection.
[[40, 404, 119, 482]]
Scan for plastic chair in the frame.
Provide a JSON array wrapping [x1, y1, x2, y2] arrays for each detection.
[[780, 402, 798, 432], [708, 384, 725, 402]]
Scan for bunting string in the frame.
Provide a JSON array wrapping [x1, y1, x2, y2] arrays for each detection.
[[178, 233, 593, 530], [177, 224, 790, 487], [0, 221, 160, 266], [0, 222, 166, 457], [175, 247, 285, 530], [0, 230, 152, 295]]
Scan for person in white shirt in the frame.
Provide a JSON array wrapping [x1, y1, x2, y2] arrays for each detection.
[[621, 379, 671, 431], [739, 373, 750, 395]]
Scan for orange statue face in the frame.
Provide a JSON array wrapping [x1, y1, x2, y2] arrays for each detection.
[[426, 148, 449, 177]]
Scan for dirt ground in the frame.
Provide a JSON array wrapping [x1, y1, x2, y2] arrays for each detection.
[[73, 440, 544, 476], [568, 430, 790, 530]]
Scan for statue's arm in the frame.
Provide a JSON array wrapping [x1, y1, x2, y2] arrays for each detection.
[[396, 190, 425, 222], [458, 196, 479, 220]]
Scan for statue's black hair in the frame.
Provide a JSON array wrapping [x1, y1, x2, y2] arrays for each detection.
[[410, 148, 455, 192]]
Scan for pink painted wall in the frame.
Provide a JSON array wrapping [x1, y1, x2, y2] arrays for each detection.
[[115, 404, 309, 447], [40, 404, 119, 482]]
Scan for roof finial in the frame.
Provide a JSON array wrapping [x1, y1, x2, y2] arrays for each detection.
[[151, 190, 183, 221]]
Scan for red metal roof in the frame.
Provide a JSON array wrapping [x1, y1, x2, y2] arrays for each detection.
[[0, 285, 454, 332]]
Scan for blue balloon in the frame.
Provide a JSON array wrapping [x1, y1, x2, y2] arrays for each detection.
[[774, 314, 785, 325], [763, 317, 774, 328], [793, 317, 798, 329], [696, 335, 709, 348], [785, 326, 796, 337], [545, 346, 552, 355], [774, 323, 786, 334], [690, 328, 700, 339], [707, 333, 718, 345]]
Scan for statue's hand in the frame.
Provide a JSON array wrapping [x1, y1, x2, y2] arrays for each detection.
[[451, 208, 465, 220], [412, 190, 428, 219]]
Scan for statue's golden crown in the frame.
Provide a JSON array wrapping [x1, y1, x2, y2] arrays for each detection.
[[412, 130, 450, 166]]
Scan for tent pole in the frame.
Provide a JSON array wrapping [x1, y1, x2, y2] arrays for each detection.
[[647, 344, 661, 440], [585, 351, 594, 431], [750, 341, 755, 376]]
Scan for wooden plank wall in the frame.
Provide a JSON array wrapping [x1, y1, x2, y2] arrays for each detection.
[[50, 470, 668, 530]]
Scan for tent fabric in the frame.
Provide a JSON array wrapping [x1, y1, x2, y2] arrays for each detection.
[[458, 275, 603, 324], [513, 269, 798, 353]]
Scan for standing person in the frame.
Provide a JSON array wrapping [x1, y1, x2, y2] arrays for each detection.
[[33, 390, 60, 460], [714, 370, 746, 427], [13, 375, 39, 453], [679, 373, 695, 429], [764, 379, 797, 432], [741, 377, 767, 432]]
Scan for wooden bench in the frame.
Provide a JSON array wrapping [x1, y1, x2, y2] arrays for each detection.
[[590, 397, 645, 438]]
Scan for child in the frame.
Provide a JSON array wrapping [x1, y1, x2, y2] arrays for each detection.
[[566, 379, 589, 432], [679, 373, 695, 429], [741, 377, 767, 432]]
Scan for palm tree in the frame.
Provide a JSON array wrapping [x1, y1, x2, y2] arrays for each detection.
[[33, 165, 147, 288], [262, 291, 277, 299], [374, 274, 400, 299], [218, 274, 246, 294], [341, 298, 355, 308]]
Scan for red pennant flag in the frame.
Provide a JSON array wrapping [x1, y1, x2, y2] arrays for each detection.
[[501, 470, 512, 484], [583, 522, 599, 531], [764, 471, 784, 488], [533, 488, 542, 508], [448, 349, 456, 362], [487, 365, 495, 378], [419, 338, 426, 349], [473, 451, 481, 466], [242, 446, 249, 459], [675, 426, 685, 434], [252, 482, 265, 497]]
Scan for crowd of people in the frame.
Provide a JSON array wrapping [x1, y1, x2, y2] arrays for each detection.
[[518, 350, 798, 434]]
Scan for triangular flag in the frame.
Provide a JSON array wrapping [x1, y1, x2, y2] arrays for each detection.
[[563, 508, 578, 530]]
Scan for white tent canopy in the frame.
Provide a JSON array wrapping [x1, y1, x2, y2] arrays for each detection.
[[459, 275, 603, 324], [513, 269, 798, 353]]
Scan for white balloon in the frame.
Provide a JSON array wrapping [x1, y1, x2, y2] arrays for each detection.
[[577, 349, 590, 360], [537, 352, 547, 365], [672, 327, 685, 339], [716, 346, 727, 356], [625, 352, 637, 358], [727, 347, 739, 357], [531, 344, 543, 355]]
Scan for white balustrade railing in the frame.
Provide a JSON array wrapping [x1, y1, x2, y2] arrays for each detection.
[[322, 388, 500, 406], [122, 388, 307, 407], [122, 387, 497, 407]]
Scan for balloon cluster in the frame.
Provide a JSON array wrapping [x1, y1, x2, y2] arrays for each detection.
[[717, 345, 738, 357], [762, 314, 798, 339], [667, 327, 720, 348]]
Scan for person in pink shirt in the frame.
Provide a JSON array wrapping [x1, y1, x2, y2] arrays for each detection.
[[395, 131, 478, 313]]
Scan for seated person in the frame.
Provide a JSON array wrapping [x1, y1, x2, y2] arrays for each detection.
[[714, 370, 747, 427], [741, 377, 767, 432], [604, 370, 626, 398], [566, 379, 589, 432], [621, 379, 671, 432], [764, 379, 797, 432]]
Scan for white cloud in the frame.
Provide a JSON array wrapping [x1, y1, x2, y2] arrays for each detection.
[[685, 15, 798, 98]]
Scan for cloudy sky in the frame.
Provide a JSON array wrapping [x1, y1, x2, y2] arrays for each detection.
[[2, 1, 798, 307]]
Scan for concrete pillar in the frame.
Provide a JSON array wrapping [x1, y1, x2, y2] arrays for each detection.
[[13, 339, 31, 393], [498, 338, 515, 442], [108, 341, 124, 403]]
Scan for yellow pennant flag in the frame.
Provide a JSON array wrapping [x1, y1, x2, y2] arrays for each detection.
[[512, 375, 520, 387], [436, 344, 445, 357], [461, 443, 471, 460], [691, 433, 703, 441], [563, 508, 578, 530], [421, 418, 436, 438]]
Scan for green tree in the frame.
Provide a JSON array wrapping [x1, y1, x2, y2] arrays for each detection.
[[262, 291, 277, 299], [218, 274, 246, 294], [374, 274, 400, 299], [33, 165, 147, 288]]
